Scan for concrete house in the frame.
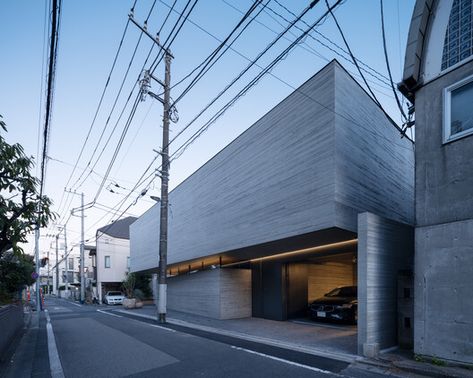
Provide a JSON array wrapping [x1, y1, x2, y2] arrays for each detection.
[[399, 0, 473, 365], [130, 60, 415, 356], [96, 216, 137, 303]]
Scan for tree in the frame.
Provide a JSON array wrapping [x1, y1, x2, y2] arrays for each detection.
[[0, 250, 35, 303], [122, 272, 136, 299], [0, 116, 55, 256]]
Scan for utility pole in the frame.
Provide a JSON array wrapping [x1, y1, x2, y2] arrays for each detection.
[[34, 226, 41, 312], [157, 53, 171, 324], [66, 189, 85, 303], [64, 226, 68, 296], [80, 192, 85, 303], [55, 233, 59, 295], [131, 12, 174, 323]]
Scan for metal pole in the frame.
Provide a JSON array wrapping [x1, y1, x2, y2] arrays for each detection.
[[34, 226, 41, 312], [157, 53, 171, 323], [80, 192, 85, 303], [64, 226, 68, 297], [55, 234, 59, 295]]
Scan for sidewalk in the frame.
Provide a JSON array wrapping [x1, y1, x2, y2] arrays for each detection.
[[117, 305, 473, 378], [1, 308, 51, 378]]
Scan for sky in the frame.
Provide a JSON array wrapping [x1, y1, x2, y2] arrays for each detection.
[[0, 0, 415, 259]]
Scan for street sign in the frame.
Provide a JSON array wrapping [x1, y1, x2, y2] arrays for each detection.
[[31, 272, 39, 280]]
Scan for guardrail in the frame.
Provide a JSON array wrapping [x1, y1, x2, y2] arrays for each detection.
[[0, 304, 24, 359]]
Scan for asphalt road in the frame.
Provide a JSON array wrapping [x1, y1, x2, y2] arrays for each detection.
[[46, 298, 392, 378]]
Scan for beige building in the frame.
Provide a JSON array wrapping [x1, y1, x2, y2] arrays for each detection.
[[96, 217, 137, 303]]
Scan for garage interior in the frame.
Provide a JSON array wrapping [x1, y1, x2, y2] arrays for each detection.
[[251, 244, 358, 323]]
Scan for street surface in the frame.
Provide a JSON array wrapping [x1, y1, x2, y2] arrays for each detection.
[[36, 298, 397, 377]]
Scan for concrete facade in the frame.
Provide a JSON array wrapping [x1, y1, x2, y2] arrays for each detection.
[[130, 60, 415, 356], [130, 60, 414, 273], [357, 212, 414, 355], [167, 268, 252, 319], [400, 0, 473, 365]]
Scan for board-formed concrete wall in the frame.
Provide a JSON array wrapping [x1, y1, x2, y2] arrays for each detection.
[[414, 62, 473, 227], [131, 61, 414, 272], [357, 212, 414, 356], [415, 219, 473, 364], [167, 268, 251, 319]]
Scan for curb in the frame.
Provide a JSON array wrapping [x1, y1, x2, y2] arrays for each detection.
[[115, 309, 358, 364]]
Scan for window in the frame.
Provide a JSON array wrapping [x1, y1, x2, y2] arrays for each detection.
[[444, 75, 473, 142], [68, 257, 74, 271], [441, 0, 473, 71], [105, 256, 111, 268]]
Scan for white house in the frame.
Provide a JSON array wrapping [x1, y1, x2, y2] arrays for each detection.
[[96, 216, 137, 303]]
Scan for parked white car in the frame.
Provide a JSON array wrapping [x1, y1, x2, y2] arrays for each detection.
[[104, 291, 125, 305]]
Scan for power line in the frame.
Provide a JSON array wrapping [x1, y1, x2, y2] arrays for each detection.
[[39, 0, 61, 200], [380, 0, 407, 121], [324, 0, 381, 108], [171, 0, 266, 107], [149, 0, 200, 73], [62, 4, 134, 193], [168, 0, 322, 149]]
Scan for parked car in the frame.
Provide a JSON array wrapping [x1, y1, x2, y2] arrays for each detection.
[[309, 286, 357, 324], [104, 291, 125, 305]]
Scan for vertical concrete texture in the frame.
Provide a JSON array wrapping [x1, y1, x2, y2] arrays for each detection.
[[357, 212, 414, 356], [415, 219, 473, 363], [411, 51, 473, 364], [167, 268, 251, 319]]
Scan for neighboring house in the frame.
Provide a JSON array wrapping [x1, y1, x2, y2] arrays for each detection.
[[399, 0, 473, 365], [131, 60, 415, 356], [96, 216, 137, 303]]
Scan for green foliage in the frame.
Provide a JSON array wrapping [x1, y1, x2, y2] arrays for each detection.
[[0, 250, 35, 304], [134, 273, 152, 298], [0, 116, 55, 256], [431, 356, 446, 366], [122, 272, 136, 298]]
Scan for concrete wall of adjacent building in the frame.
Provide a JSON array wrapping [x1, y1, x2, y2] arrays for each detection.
[[167, 268, 251, 319], [357, 212, 414, 356], [131, 61, 414, 273], [414, 219, 473, 364], [412, 58, 473, 364], [415, 62, 473, 227]]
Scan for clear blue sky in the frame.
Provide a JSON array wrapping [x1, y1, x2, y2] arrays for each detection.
[[0, 0, 415, 256]]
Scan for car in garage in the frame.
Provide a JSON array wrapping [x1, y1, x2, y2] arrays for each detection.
[[104, 291, 125, 305], [309, 286, 357, 324]]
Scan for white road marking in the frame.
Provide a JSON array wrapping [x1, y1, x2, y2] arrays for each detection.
[[97, 309, 122, 318], [69, 302, 82, 307], [44, 310, 65, 378], [139, 322, 176, 333], [230, 346, 338, 375]]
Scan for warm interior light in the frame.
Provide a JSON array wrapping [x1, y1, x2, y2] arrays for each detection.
[[249, 239, 358, 263]]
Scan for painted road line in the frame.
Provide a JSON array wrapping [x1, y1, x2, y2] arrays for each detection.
[[97, 309, 122, 318], [45, 310, 65, 378], [139, 322, 176, 333], [230, 346, 340, 376], [69, 302, 82, 307]]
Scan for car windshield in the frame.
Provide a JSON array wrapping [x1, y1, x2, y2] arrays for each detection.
[[325, 286, 357, 297], [108, 292, 122, 296]]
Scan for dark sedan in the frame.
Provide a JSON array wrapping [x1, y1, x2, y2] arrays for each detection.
[[309, 286, 357, 324]]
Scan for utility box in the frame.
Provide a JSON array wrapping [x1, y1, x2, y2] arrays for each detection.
[[398, 270, 414, 349]]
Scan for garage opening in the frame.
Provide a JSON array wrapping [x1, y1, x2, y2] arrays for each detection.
[[251, 248, 357, 324]]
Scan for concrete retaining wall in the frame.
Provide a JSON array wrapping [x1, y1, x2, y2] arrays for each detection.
[[0, 304, 24, 359], [167, 268, 251, 319]]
